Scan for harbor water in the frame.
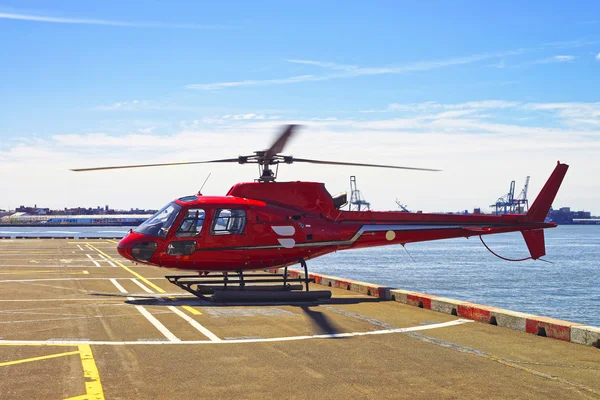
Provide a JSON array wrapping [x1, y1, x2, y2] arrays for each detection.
[[0, 225, 597, 326]]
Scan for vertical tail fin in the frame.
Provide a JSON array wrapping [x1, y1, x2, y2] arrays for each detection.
[[522, 229, 545, 259], [526, 162, 569, 222]]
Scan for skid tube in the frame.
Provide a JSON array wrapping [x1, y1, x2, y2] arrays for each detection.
[[165, 258, 332, 302]]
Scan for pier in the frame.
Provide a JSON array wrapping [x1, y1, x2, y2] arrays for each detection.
[[0, 239, 598, 399]]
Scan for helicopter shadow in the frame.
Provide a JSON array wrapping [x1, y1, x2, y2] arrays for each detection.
[[91, 292, 384, 336]]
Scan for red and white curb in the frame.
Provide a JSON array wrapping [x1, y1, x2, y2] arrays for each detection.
[[268, 268, 600, 348]]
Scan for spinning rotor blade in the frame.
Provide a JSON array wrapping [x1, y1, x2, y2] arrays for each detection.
[[292, 158, 441, 172], [264, 124, 298, 161], [70, 158, 240, 172]]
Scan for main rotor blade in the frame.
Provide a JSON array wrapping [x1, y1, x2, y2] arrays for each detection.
[[265, 124, 298, 160], [292, 158, 441, 172], [70, 158, 240, 172]]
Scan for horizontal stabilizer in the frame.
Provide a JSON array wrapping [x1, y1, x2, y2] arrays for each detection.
[[522, 229, 545, 260]]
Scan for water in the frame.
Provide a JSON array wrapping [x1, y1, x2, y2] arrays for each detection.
[[310, 225, 600, 327], [1, 225, 598, 326]]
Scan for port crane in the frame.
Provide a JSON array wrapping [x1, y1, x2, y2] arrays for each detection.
[[491, 176, 530, 215], [72, 125, 568, 301], [395, 199, 410, 213], [349, 176, 370, 211]]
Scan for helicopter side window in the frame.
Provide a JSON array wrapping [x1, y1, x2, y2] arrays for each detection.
[[175, 208, 205, 237], [211, 209, 247, 235]]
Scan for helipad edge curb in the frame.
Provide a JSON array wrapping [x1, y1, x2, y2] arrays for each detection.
[[268, 268, 597, 348]]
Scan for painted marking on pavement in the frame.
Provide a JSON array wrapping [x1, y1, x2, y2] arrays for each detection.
[[0, 350, 80, 367], [129, 280, 212, 336], [109, 279, 180, 342], [96, 253, 117, 267], [109, 278, 127, 294], [88, 244, 166, 293], [67, 242, 111, 244], [0, 270, 89, 275], [77, 245, 84, 251], [85, 254, 101, 267], [181, 305, 202, 315], [0, 319, 472, 346], [131, 278, 155, 294], [167, 306, 220, 341], [77, 344, 105, 400]]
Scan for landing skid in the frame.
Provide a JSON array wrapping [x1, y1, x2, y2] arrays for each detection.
[[165, 259, 332, 302]]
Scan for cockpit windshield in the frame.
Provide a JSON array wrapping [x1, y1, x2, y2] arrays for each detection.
[[134, 202, 182, 238]]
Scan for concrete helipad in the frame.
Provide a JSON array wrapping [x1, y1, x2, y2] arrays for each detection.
[[0, 240, 599, 399]]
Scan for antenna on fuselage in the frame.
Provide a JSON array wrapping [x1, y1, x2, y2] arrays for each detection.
[[198, 173, 211, 195]]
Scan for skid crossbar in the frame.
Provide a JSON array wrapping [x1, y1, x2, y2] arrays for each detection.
[[165, 259, 329, 301]]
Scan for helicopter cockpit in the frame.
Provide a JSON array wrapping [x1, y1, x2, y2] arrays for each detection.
[[122, 196, 250, 264], [133, 202, 182, 238]]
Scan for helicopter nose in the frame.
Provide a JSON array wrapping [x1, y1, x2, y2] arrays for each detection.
[[117, 243, 133, 261], [117, 232, 158, 263]]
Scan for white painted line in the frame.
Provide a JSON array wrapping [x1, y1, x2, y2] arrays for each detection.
[[0, 320, 472, 346], [0, 277, 167, 283], [85, 245, 94, 251], [166, 305, 221, 341], [128, 278, 218, 340], [109, 279, 180, 342], [129, 301, 180, 342], [134, 306, 181, 342], [110, 278, 127, 294], [0, 296, 191, 302], [97, 253, 117, 267], [77, 245, 84, 251], [131, 279, 154, 294], [85, 254, 101, 267], [0, 265, 100, 268]]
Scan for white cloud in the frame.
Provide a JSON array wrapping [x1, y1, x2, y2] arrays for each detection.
[[362, 100, 520, 113], [137, 127, 156, 134], [186, 75, 316, 90], [287, 59, 357, 71], [526, 102, 600, 126], [596, 53, 600, 61], [553, 55, 576, 62], [95, 100, 146, 111], [530, 55, 576, 65], [2, 101, 600, 213], [187, 49, 525, 91], [0, 11, 231, 29], [362, 100, 600, 128]]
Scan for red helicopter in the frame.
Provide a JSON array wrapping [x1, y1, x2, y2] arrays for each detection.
[[73, 125, 568, 298]]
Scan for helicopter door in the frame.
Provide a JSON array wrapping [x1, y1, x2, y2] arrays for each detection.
[[159, 208, 205, 266], [204, 208, 249, 250]]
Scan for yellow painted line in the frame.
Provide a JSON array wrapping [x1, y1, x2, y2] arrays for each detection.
[[0, 350, 79, 367], [87, 245, 198, 316], [182, 305, 202, 315], [107, 240, 119, 244], [78, 344, 105, 400], [64, 395, 88, 400], [87, 244, 166, 293]]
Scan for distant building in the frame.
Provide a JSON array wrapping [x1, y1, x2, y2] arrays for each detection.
[[547, 207, 595, 224]]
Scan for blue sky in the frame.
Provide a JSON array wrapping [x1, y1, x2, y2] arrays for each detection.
[[0, 1, 599, 212]]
